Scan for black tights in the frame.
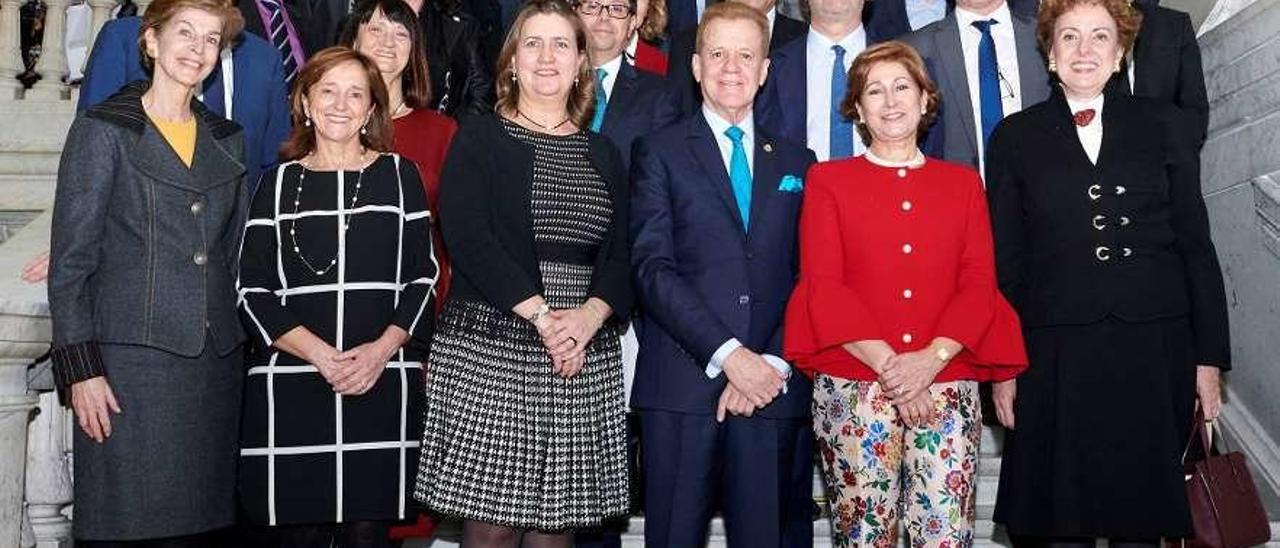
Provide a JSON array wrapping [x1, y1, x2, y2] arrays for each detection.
[[462, 520, 573, 548], [1013, 536, 1162, 548], [276, 521, 393, 548]]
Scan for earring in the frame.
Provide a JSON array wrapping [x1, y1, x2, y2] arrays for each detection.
[[1048, 58, 1057, 72], [361, 125, 368, 135], [574, 76, 580, 86], [1114, 59, 1123, 73], [304, 117, 312, 127], [511, 72, 517, 83]]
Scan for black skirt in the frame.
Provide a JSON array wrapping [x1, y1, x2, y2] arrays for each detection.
[[994, 316, 1199, 538]]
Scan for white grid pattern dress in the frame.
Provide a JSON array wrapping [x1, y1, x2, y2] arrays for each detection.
[[237, 153, 438, 526], [415, 120, 629, 530]]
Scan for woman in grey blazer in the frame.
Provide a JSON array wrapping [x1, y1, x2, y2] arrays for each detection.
[[47, 0, 248, 544]]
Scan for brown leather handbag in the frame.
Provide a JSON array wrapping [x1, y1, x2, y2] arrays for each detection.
[[1172, 409, 1272, 548]]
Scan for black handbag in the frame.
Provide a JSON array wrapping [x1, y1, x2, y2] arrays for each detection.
[[1171, 409, 1272, 548]]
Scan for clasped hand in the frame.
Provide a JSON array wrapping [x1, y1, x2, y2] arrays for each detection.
[[878, 350, 944, 428], [535, 307, 603, 379], [308, 338, 399, 396], [716, 348, 787, 421]]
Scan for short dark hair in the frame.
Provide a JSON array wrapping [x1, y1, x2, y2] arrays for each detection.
[[840, 40, 941, 146], [279, 47, 395, 161], [340, 0, 433, 109]]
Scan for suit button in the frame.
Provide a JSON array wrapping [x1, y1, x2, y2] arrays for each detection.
[[738, 295, 750, 305], [1095, 246, 1111, 262], [901, 200, 912, 212], [193, 251, 207, 265], [897, 168, 907, 178], [190, 200, 204, 215], [903, 289, 913, 299], [902, 243, 913, 254], [746, 252, 754, 261], [902, 333, 913, 344]]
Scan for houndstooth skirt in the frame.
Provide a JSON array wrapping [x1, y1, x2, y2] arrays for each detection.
[[414, 261, 629, 531]]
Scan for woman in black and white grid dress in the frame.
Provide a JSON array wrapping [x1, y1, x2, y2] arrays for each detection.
[[414, 0, 633, 544], [237, 48, 437, 547]]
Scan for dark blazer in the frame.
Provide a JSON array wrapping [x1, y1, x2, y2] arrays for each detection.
[[755, 25, 891, 147], [599, 60, 682, 170], [904, 10, 1051, 167], [629, 114, 817, 418], [438, 114, 633, 319], [985, 89, 1230, 367], [422, 0, 495, 116], [666, 0, 698, 36], [238, 0, 346, 58], [49, 81, 249, 390], [667, 12, 808, 115], [76, 16, 291, 193], [1105, 1, 1209, 148]]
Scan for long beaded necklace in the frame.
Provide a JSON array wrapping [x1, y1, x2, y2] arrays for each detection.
[[288, 153, 371, 276]]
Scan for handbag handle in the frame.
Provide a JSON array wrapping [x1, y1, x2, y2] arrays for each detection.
[[1181, 404, 1216, 465]]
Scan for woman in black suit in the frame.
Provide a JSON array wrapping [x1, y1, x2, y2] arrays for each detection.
[[986, 0, 1230, 546]]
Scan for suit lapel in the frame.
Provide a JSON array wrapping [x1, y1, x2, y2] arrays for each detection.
[[936, 18, 977, 154], [1012, 15, 1047, 107], [601, 62, 638, 134], [776, 43, 807, 142], [689, 116, 748, 235], [1046, 91, 1101, 174], [190, 118, 247, 188], [748, 129, 780, 240]]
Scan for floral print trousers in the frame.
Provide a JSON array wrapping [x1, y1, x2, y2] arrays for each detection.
[[812, 373, 982, 548]]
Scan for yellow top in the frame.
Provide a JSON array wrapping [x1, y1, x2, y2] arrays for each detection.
[[150, 115, 197, 167]]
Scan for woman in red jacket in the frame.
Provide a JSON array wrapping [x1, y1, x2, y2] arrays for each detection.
[[784, 41, 1027, 547]]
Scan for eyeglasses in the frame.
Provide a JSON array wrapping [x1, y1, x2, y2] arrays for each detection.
[[998, 70, 1016, 101], [576, 1, 634, 18]]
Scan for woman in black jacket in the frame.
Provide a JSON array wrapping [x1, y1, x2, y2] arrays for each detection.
[[987, 0, 1230, 546], [413, 0, 631, 544], [406, 0, 495, 115]]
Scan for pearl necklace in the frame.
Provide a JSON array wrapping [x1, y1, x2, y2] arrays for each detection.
[[288, 155, 370, 276]]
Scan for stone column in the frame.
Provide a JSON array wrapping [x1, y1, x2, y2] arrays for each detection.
[[0, 380, 39, 548], [25, 391, 72, 548], [0, 0, 26, 99], [28, 0, 70, 100], [85, 0, 116, 56]]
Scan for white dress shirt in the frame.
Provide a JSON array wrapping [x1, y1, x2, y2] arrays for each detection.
[[626, 34, 638, 59], [699, 106, 792, 384], [804, 26, 868, 161], [1067, 92, 1105, 164], [596, 54, 624, 100], [955, 2, 1023, 169]]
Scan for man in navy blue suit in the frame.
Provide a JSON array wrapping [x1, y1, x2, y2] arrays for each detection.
[[78, 16, 291, 192], [630, 3, 816, 545], [755, 0, 892, 161]]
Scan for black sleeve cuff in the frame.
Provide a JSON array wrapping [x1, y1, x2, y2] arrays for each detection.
[[51, 341, 106, 391]]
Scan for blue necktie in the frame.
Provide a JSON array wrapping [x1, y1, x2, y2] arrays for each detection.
[[590, 68, 608, 132], [829, 45, 854, 160], [972, 19, 1004, 146], [725, 126, 752, 231]]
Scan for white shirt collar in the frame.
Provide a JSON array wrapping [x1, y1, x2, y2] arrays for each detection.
[[703, 105, 754, 140], [766, 6, 777, 30], [1065, 91, 1106, 124], [806, 23, 868, 56], [595, 54, 625, 98], [955, 1, 1012, 31]]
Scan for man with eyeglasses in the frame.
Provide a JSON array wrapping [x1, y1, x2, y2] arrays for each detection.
[[904, 0, 1051, 171], [571, 2, 680, 547]]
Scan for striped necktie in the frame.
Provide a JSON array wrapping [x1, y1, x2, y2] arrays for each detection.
[[260, 0, 300, 83]]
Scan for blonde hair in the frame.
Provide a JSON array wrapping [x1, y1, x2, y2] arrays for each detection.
[[494, 0, 596, 130], [695, 2, 769, 55]]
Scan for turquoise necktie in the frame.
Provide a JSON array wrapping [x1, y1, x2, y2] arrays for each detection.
[[829, 44, 854, 159], [590, 68, 608, 132], [725, 126, 751, 230]]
